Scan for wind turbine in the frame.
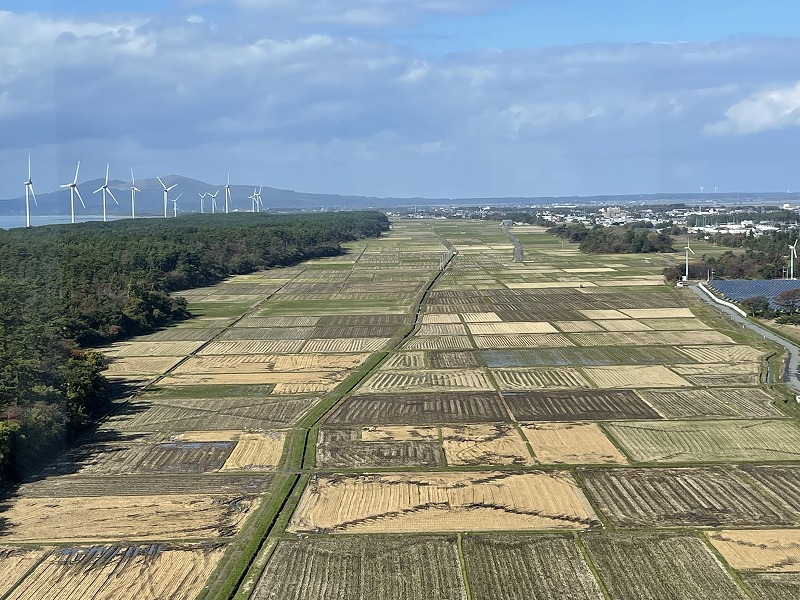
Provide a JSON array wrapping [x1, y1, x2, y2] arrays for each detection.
[[60, 161, 85, 224], [209, 190, 219, 214], [700, 186, 704, 194], [199, 192, 207, 214], [684, 236, 695, 281], [130, 169, 140, 219], [23, 155, 37, 228], [249, 187, 258, 213], [157, 176, 177, 218], [93, 163, 119, 222], [172, 192, 183, 218], [224, 173, 231, 213], [790, 240, 798, 280], [255, 186, 263, 212]]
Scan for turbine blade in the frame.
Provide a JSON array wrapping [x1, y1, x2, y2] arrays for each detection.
[[75, 187, 86, 208], [130, 168, 135, 185], [133, 186, 140, 192], [157, 176, 166, 190], [30, 185, 37, 206], [105, 163, 110, 185], [108, 189, 119, 204], [73, 160, 80, 184], [28, 154, 31, 179], [94, 187, 103, 193]]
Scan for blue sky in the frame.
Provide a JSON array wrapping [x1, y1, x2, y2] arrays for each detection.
[[1, 1, 800, 199]]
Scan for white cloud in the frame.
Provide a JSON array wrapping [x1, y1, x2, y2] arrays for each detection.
[[703, 81, 800, 136]]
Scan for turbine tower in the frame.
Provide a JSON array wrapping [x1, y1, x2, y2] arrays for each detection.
[[209, 190, 219, 214], [700, 186, 704, 194], [130, 169, 140, 219], [684, 236, 695, 281], [60, 161, 85, 224], [249, 187, 258, 213], [224, 173, 231, 213], [199, 192, 207, 214], [790, 240, 798, 280], [23, 155, 37, 228], [172, 192, 183, 218], [256, 186, 263, 212], [157, 176, 177, 218], [93, 163, 119, 222]]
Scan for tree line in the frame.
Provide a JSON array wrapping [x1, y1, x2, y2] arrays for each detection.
[[0, 212, 388, 483], [548, 222, 676, 254]]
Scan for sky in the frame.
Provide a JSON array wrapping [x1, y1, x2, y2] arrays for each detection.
[[2, 1, 800, 199]]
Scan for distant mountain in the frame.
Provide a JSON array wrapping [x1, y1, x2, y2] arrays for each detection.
[[3, 175, 800, 217]]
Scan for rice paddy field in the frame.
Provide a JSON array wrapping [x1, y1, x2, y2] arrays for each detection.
[[3, 219, 799, 599]]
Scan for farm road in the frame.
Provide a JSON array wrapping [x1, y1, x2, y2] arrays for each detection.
[[689, 284, 800, 394]]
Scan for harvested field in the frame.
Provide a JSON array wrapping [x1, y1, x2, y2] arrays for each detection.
[[220, 431, 285, 470], [218, 327, 313, 340], [103, 340, 206, 357], [0, 547, 47, 595], [638, 318, 711, 330], [441, 424, 534, 466], [308, 392, 509, 425], [5, 543, 224, 600], [288, 471, 599, 533], [358, 370, 493, 393], [461, 311, 502, 322], [318, 314, 408, 327], [639, 389, 742, 419], [607, 420, 800, 463], [581, 467, 791, 527], [583, 532, 748, 600], [199, 340, 305, 355], [103, 356, 183, 376], [621, 308, 695, 318], [481, 345, 689, 367], [504, 389, 661, 421], [741, 573, 800, 599], [252, 536, 466, 600], [467, 322, 558, 335], [303, 338, 391, 353], [709, 388, 784, 417], [472, 334, 573, 348], [416, 324, 468, 336], [317, 429, 442, 468], [160, 371, 346, 389], [361, 426, 439, 441], [429, 351, 481, 369], [173, 353, 370, 373], [463, 535, 604, 600], [672, 363, 759, 386], [584, 365, 691, 388], [0, 495, 258, 542], [553, 320, 605, 333], [312, 326, 400, 339], [678, 345, 764, 363], [402, 336, 473, 350], [421, 313, 462, 323], [580, 309, 628, 319], [493, 368, 590, 390], [595, 319, 652, 332], [134, 327, 224, 342], [523, 422, 627, 464], [744, 465, 800, 514], [383, 352, 427, 369], [708, 529, 800, 572], [235, 316, 320, 327]]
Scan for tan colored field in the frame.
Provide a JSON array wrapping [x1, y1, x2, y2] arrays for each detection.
[[596, 319, 653, 332], [468, 322, 558, 335], [708, 530, 800, 572], [161, 371, 345, 388], [174, 353, 370, 373], [172, 430, 241, 442], [236, 316, 320, 327], [522, 423, 628, 464], [402, 336, 473, 350], [472, 334, 573, 349], [679, 345, 764, 363], [638, 318, 711, 331], [103, 340, 206, 357], [303, 338, 391, 353], [6, 544, 224, 600], [461, 312, 502, 322], [416, 324, 468, 336], [220, 432, 285, 470], [621, 308, 695, 318], [593, 279, 664, 286], [553, 320, 605, 333], [421, 313, 462, 324], [383, 352, 427, 369], [441, 424, 534, 466], [358, 370, 493, 393], [361, 426, 438, 441], [200, 340, 305, 355], [1, 495, 257, 542], [288, 471, 599, 534], [584, 365, 691, 388], [580, 309, 628, 320], [493, 368, 590, 390], [671, 363, 759, 376], [104, 356, 183, 376], [506, 281, 596, 289], [562, 267, 617, 273], [0, 547, 47, 595]]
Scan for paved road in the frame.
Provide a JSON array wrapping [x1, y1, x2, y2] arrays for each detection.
[[689, 284, 800, 394]]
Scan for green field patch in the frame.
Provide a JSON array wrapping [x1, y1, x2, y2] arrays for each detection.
[[187, 301, 253, 319]]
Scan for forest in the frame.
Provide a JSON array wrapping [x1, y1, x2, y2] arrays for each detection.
[[0, 212, 388, 483], [548, 222, 676, 254]]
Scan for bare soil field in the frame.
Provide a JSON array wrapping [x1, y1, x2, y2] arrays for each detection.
[[440, 424, 534, 466], [220, 431, 285, 471], [0, 547, 47, 596], [492, 368, 591, 390], [421, 313, 463, 323], [199, 340, 305, 355], [252, 536, 466, 600], [637, 317, 711, 330], [461, 312, 502, 322], [402, 336, 473, 350], [312, 326, 400, 339], [553, 320, 605, 332], [583, 532, 748, 600], [580, 309, 629, 320], [303, 337, 391, 353], [429, 351, 481, 369], [595, 319, 653, 331], [583, 365, 691, 388], [103, 356, 183, 376], [160, 371, 346, 391], [103, 340, 207, 356], [708, 529, 800, 572], [316, 428, 442, 468], [467, 322, 558, 335], [235, 316, 320, 327], [743, 465, 800, 514], [217, 327, 313, 341], [639, 389, 742, 419], [5, 543, 224, 600], [463, 535, 604, 600], [523, 422, 627, 464], [0, 495, 258, 542], [481, 345, 690, 367], [318, 314, 408, 327], [383, 352, 427, 369], [416, 324, 468, 336], [672, 363, 759, 386], [620, 308, 695, 318], [606, 420, 800, 463], [472, 334, 574, 349], [580, 467, 792, 527], [327, 392, 511, 424], [741, 573, 800, 599], [358, 370, 493, 393], [503, 389, 661, 421], [288, 471, 599, 533], [678, 345, 764, 363]]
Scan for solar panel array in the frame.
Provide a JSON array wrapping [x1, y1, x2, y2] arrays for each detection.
[[707, 279, 800, 308]]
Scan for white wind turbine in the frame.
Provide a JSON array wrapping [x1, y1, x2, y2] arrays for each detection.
[[199, 192, 207, 214], [130, 169, 140, 219], [172, 192, 183, 218], [157, 176, 177, 218], [93, 163, 119, 222], [249, 187, 258, 213], [255, 186, 263, 212], [684, 236, 695, 281], [24, 155, 37, 228], [224, 173, 232, 213], [790, 240, 798, 280], [60, 161, 85, 224], [700, 186, 704, 194], [209, 190, 219, 214]]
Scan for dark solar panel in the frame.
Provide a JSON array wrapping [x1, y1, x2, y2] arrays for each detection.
[[707, 280, 800, 308]]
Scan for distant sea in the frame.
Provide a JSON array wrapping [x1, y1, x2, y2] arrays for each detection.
[[0, 215, 130, 229]]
